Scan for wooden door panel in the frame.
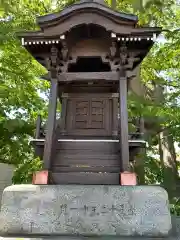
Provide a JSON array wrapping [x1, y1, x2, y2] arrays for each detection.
[[91, 115, 103, 122], [92, 108, 103, 115], [76, 101, 89, 107], [91, 101, 104, 108], [91, 122, 104, 129], [65, 94, 112, 136], [75, 115, 88, 121], [75, 108, 88, 115], [75, 104, 88, 115], [75, 122, 88, 129]]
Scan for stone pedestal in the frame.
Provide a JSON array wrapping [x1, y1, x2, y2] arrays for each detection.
[[0, 163, 15, 207], [0, 185, 171, 237]]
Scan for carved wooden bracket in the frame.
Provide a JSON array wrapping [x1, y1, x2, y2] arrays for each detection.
[[109, 41, 117, 60], [45, 45, 60, 78], [126, 52, 140, 69], [107, 42, 141, 72], [119, 44, 128, 65], [61, 40, 69, 62], [45, 41, 71, 77], [57, 41, 70, 74], [50, 45, 59, 66], [45, 40, 141, 76]]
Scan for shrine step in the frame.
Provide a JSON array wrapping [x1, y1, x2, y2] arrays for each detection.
[[51, 172, 120, 184], [51, 141, 121, 184], [51, 141, 120, 181]]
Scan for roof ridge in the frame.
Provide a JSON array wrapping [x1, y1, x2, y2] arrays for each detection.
[[37, 2, 138, 26]]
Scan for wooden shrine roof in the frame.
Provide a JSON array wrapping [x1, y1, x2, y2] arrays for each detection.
[[18, 1, 161, 38], [37, 2, 138, 27], [18, 1, 162, 73]]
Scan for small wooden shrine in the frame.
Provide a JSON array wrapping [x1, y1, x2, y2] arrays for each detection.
[[19, 0, 161, 184]]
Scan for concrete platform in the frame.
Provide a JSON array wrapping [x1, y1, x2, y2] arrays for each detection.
[[0, 185, 171, 237]]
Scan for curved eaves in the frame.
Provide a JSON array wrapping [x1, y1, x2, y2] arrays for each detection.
[[37, 2, 138, 27]]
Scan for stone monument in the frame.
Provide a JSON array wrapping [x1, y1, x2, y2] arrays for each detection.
[[0, 185, 172, 237]]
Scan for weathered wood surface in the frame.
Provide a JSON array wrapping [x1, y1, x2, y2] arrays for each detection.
[[119, 76, 130, 171], [35, 115, 42, 139], [51, 141, 120, 179], [60, 96, 68, 134], [61, 93, 115, 137], [51, 141, 120, 184], [58, 72, 119, 81], [37, 2, 138, 26], [33, 139, 145, 184], [43, 78, 58, 170], [42, 13, 135, 37], [52, 172, 120, 184]]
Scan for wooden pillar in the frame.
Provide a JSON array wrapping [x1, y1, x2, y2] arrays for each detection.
[[35, 115, 42, 139], [112, 93, 118, 136], [119, 75, 130, 172], [33, 46, 60, 184], [61, 93, 68, 135], [43, 78, 58, 170], [118, 44, 137, 185], [34, 115, 42, 158]]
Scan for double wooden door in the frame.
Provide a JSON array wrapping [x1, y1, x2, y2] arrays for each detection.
[[65, 93, 113, 136]]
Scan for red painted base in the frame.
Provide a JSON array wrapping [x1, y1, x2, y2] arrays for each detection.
[[120, 172, 137, 185], [32, 171, 49, 184]]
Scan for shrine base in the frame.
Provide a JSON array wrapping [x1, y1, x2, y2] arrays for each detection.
[[0, 185, 171, 237]]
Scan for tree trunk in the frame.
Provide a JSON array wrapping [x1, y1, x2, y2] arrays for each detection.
[[155, 85, 178, 197], [158, 131, 178, 197], [134, 148, 146, 184], [130, 67, 146, 184]]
